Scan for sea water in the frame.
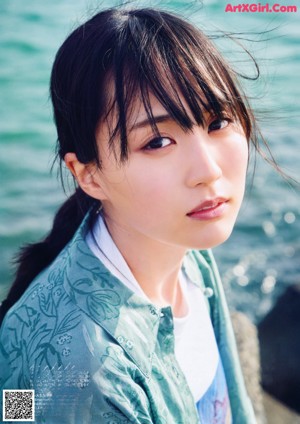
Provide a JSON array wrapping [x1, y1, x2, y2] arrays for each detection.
[[0, 0, 299, 322]]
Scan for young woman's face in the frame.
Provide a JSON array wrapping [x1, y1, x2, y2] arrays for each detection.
[[94, 93, 248, 251]]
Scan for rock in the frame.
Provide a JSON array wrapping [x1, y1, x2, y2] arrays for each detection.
[[263, 392, 300, 424], [258, 284, 300, 414], [231, 311, 266, 424]]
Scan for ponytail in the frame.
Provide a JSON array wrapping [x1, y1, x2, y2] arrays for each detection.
[[0, 188, 98, 324]]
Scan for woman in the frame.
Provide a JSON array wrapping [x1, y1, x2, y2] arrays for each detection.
[[0, 7, 259, 423]]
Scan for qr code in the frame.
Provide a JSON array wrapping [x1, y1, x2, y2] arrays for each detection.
[[3, 390, 35, 422]]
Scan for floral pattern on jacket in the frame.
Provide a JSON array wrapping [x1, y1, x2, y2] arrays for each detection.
[[0, 214, 256, 424]]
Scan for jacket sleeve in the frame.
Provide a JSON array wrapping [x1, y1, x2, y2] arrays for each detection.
[[34, 346, 156, 423]]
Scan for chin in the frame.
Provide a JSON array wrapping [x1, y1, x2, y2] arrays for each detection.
[[190, 222, 235, 250]]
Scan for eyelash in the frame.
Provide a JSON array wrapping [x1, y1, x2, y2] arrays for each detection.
[[143, 137, 174, 150], [143, 117, 231, 151], [208, 117, 231, 133]]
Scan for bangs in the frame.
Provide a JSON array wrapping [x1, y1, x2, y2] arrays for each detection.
[[104, 9, 253, 161]]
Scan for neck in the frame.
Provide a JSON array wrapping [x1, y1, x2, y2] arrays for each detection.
[[103, 214, 188, 317]]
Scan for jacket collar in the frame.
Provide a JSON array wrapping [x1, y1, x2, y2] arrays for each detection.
[[63, 213, 214, 377]]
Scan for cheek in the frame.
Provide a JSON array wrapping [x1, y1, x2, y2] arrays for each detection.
[[125, 162, 174, 204], [223, 137, 248, 180]]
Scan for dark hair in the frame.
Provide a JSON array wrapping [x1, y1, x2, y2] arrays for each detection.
[[1, 7, 259, 322]]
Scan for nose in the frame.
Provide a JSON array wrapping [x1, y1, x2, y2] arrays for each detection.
[[184, 130, 222, 187]]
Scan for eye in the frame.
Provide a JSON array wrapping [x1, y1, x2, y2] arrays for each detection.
[[143, 137, 174, 150], [208, 118, 231, 133]]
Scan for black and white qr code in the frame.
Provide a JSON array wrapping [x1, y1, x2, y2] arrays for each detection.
[[2, 390, 35, 422]]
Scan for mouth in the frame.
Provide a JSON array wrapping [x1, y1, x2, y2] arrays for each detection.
[[187, 198, 229, 220]]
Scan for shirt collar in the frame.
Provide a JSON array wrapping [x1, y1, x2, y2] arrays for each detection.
[[90, 213, 148, 297]]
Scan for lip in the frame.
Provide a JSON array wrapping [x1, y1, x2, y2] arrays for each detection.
[[187, 197, 229, 221]]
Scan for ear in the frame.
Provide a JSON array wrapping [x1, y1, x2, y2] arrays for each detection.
[[64, 152, 108, 201]]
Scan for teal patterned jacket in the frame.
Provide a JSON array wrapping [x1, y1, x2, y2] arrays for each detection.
[[0, 215, 256, 423]]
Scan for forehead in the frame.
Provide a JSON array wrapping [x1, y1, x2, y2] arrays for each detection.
[[97, 91, 169, 140], [99, 80, 167, 124], [128, 93, 170, 127], [105, 78, 226, 128], [128, 93, 232, 138]]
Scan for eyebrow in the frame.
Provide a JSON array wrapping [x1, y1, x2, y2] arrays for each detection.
[[129, 108, 216, 132], [130, 114, 173, 130]]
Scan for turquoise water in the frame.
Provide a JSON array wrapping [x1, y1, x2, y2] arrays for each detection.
[[0, 0, 299, 322]]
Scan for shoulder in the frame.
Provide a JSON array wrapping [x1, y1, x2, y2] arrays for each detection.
[[0, 224, 155, 420], [0, 239, 134, 380], [0, 267, 150, 423]]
